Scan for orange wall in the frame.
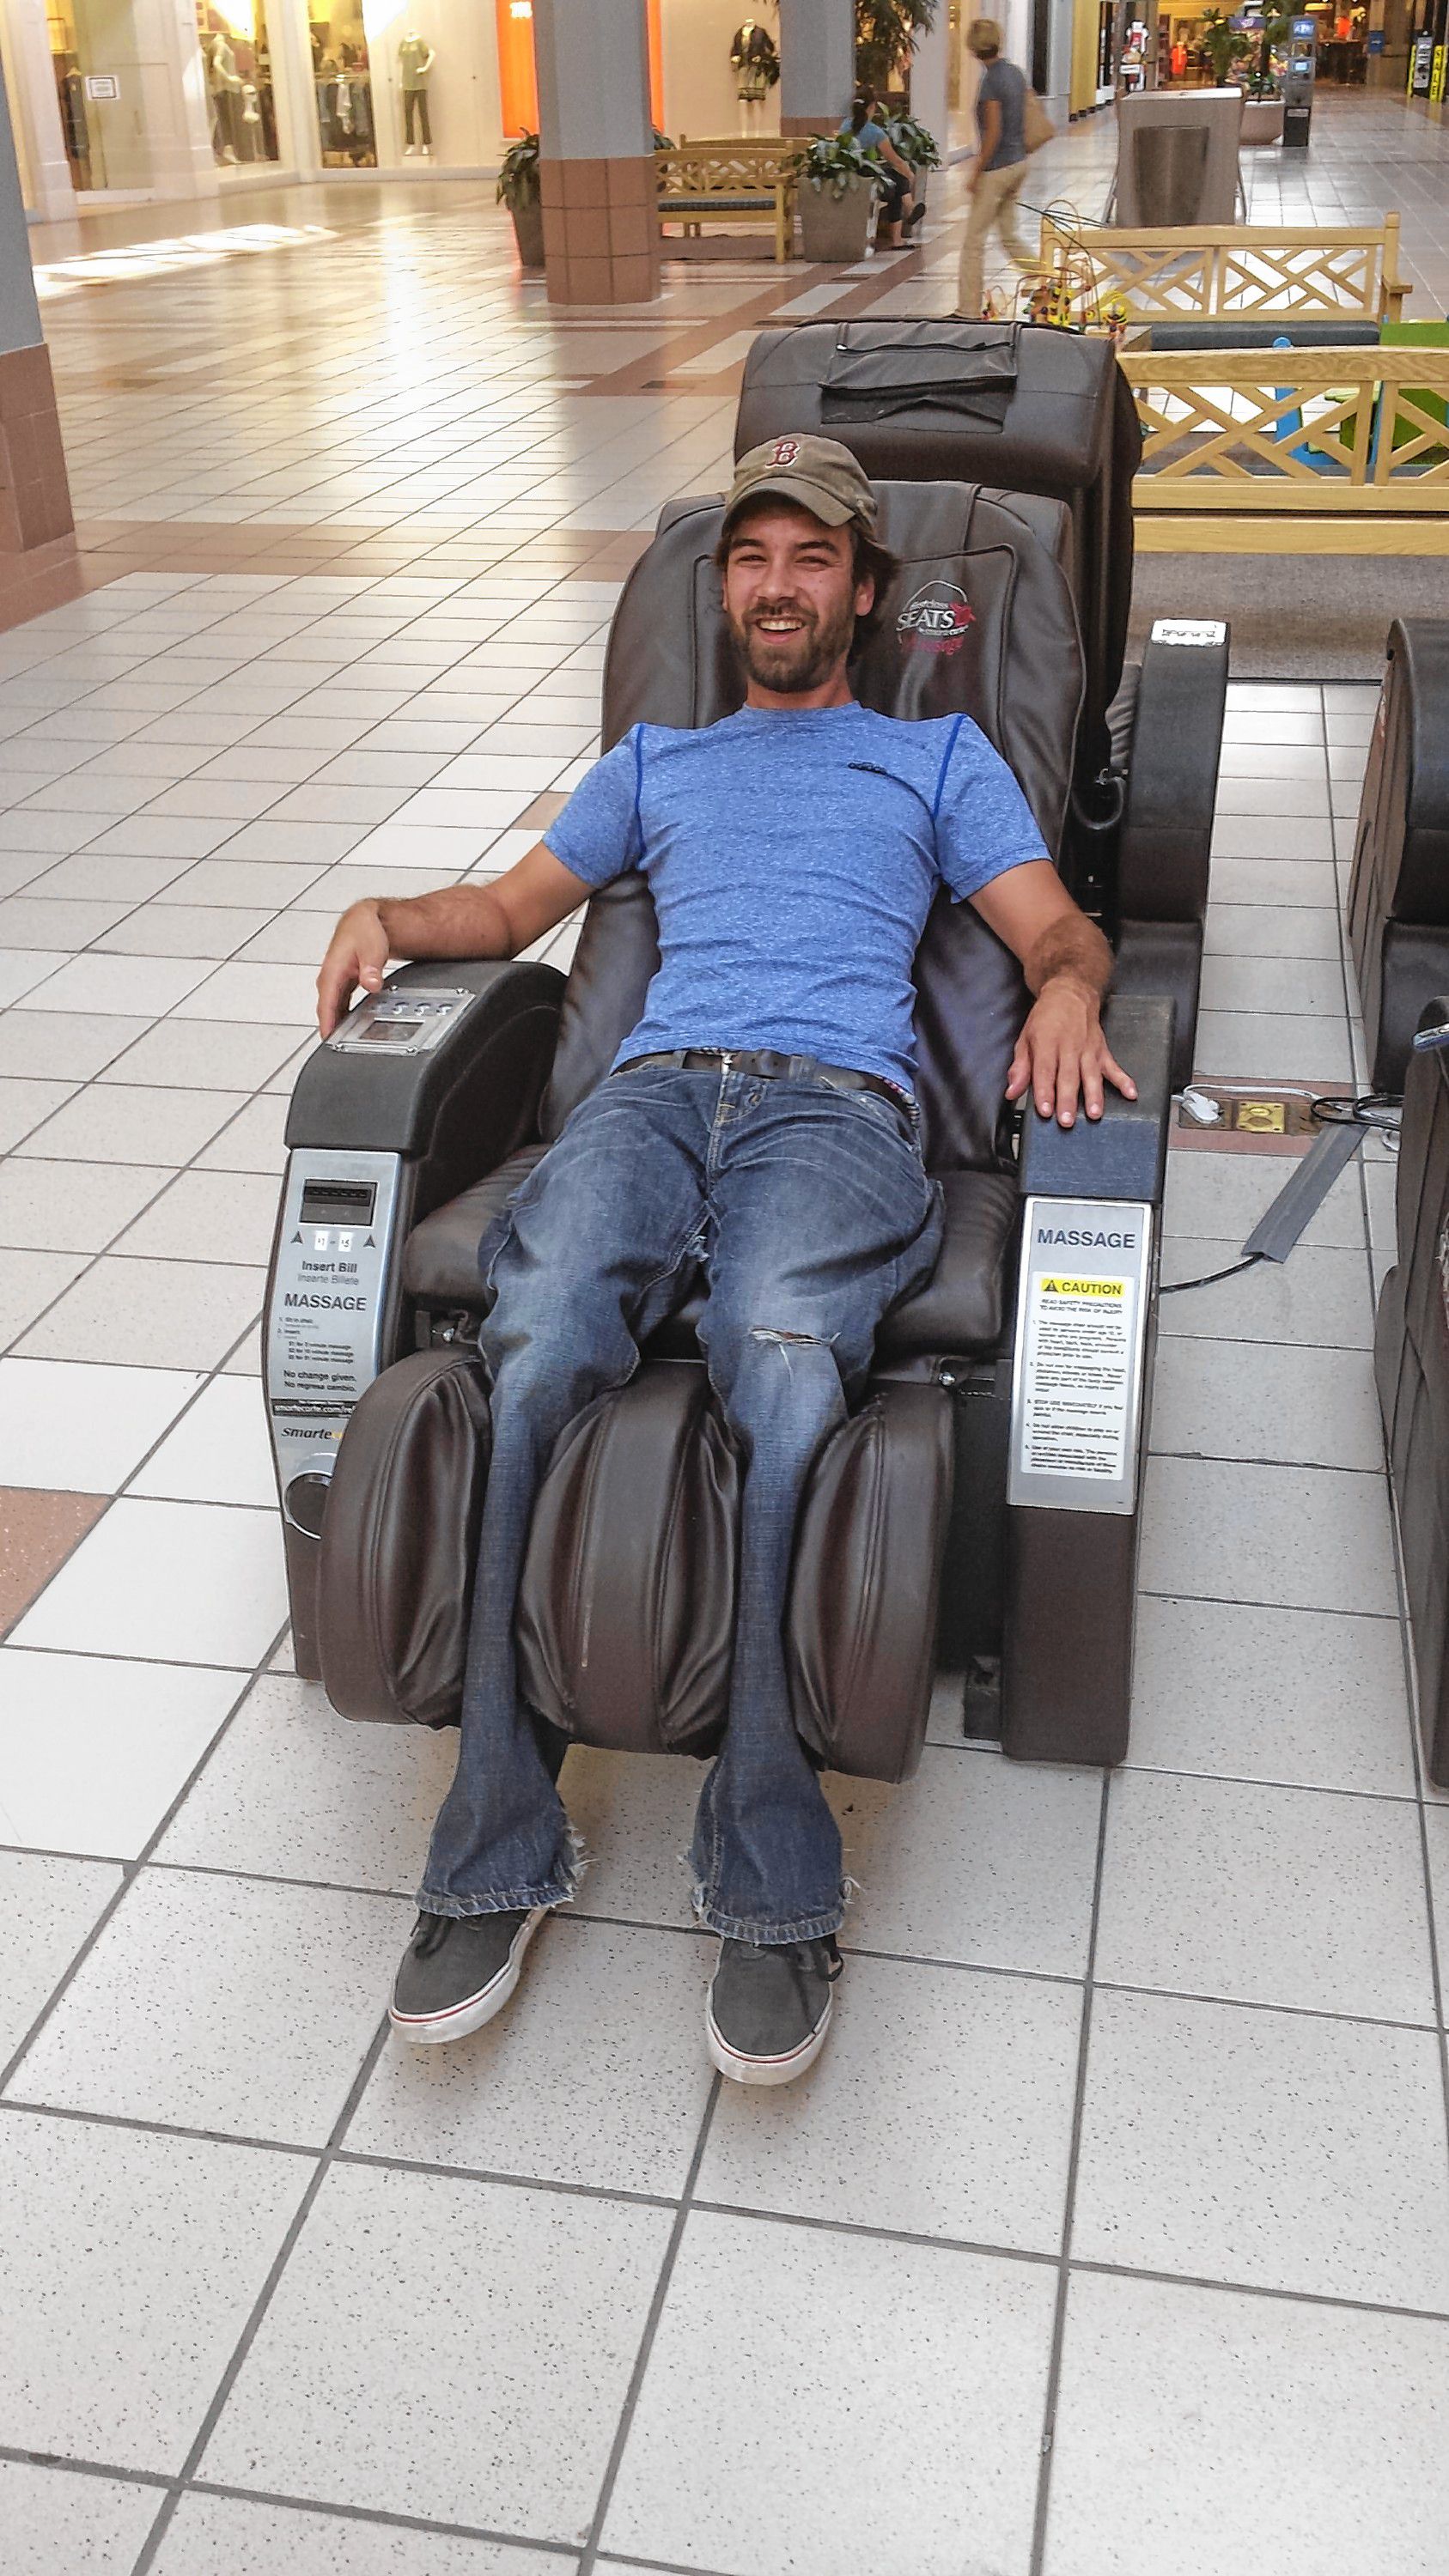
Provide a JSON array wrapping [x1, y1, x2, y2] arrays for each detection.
[[497, 0, 663, 138]]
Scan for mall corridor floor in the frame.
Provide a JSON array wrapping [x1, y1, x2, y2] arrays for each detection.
[[3, 92, 1449, 2576]]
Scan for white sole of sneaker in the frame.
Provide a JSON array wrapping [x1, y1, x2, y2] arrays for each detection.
[[704, 1987, 834, 2087], [387, 1906, 549, 2045]]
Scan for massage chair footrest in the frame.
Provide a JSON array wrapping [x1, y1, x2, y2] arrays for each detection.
[[316, 1349, 955, 1785]]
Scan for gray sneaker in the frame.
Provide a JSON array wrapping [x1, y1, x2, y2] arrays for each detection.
[[705, 1935, 842, 2086], [388, 1907, 549, 2044]]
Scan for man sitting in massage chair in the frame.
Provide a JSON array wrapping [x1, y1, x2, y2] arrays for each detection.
[[315, 434, 1134, 2087]]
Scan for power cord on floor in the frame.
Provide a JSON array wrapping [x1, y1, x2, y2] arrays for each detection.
[[1162, 1088, 1403, 1297], [1160, 1251, 1265, 1297], [1310, 1090, 1402, 1135]]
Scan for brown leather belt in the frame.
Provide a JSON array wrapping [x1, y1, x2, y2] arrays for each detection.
[[613, 1046, 912, 1112]]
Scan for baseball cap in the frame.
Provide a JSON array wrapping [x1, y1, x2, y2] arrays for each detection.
[[723, 434, 878, 536]]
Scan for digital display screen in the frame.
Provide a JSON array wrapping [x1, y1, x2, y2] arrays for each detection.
[[299, 1180, 377, 1226], [359, 1018, 425, 1046]]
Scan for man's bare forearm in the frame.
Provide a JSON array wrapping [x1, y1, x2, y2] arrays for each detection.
[[1023, 908, 1113, 1005], [374, 884, 514, 959]]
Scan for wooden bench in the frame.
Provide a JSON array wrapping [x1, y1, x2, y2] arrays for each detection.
[[655, 142, 797, 264], [1123, 342, 1449, 553], [1042, 216, 1411, 326]]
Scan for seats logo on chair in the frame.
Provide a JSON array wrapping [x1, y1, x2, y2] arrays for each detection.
[[897, 580, 976, 655]]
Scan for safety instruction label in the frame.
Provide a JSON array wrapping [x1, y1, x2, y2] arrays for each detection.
[[1020, 1272, 1135, 1480], [1009, 1196, 1153, 1517]]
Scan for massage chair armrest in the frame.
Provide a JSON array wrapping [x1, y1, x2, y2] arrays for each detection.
[[1000, 993, 1173, 1773], [1016, 993, 1175, 1209], [285, 957, 567, 1221]]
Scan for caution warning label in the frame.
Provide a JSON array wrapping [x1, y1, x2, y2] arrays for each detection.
[[1010, 1196, 1153, 1515], [1021, 1270, 1135, 1481]]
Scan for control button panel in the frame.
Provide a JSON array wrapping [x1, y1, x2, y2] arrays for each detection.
[[328, 987, 475, 1056], [265, 1147, 403, 1528]]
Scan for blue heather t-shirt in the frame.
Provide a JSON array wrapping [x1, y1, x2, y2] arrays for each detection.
[[544, 702, 1046, 1095]]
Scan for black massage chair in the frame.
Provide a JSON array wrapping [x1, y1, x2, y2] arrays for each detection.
[[1348, 619, 1449, 1095], [1374, 994, 1449, 1787], [1355, 628, 1449, 1789], [265, 447, 1226, 1787]]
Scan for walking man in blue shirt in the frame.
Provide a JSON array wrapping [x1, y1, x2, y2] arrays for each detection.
[[316, 434, 1133, 2086]]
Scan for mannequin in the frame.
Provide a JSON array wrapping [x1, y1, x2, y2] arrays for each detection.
[[204, 30, 245, 165], [398, 27, 435, 153], [729, 17, 778, 134], [55, 49, 91, 179]]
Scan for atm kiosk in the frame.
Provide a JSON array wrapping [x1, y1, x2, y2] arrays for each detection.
[[1282, 15, 1318, 146]]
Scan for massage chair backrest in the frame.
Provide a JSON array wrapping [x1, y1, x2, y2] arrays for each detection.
[[734, 323, 1141, 785], [538, 479, 1084, 1177]]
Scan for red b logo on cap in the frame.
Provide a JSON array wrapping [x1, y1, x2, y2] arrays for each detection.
[[770, 436, 801, 466]]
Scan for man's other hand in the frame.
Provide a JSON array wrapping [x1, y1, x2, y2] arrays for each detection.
[[1005, 975, 1137, 1128], [317, 900, 389, 1038]]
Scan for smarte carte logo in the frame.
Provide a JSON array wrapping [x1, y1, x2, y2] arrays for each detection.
[[897, 580, 976, 655]]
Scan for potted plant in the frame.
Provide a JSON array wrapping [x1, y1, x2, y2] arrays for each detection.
[[497, 130, 544, 270], [855, 0, 939, 97], [789, 131, 886, 262], [883, 111, 941, 180], [1196, 5, 1253, 88], [882, 108, 940, 222], [1240, 5, 1291, 138]]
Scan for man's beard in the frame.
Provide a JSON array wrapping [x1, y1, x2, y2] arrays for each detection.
[[729, 592, 856, 694]]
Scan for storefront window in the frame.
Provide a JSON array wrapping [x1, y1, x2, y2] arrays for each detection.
[[198, 0, 279, 167], [1096, 0, 1118, 89], [46, 0, 105, 189], [310, 3, 377, 163]]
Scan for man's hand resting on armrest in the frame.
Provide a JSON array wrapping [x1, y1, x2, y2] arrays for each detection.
[[314, 841, 594, 1037], [971, 859, 1137, 1129]]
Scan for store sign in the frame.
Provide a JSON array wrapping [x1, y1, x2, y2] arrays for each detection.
[[83, 73, 120, 101]]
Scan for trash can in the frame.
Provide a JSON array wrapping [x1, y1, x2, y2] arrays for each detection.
[[1131, 121, 1210, 225]]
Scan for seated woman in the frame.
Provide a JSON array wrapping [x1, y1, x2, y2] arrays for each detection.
[[838, 96, 920, 247]]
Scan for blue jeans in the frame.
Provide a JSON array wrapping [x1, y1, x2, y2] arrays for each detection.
[[419, 1061, 943, 1943]]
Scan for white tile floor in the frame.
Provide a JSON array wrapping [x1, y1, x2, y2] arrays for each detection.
[[3, 94, 1449, 2576]]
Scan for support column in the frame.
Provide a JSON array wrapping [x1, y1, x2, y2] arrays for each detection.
[[533, 0, 660, 306], [909, 3, 952, 154], [778, 0, 855, 135], [0, 54, 71, 551]]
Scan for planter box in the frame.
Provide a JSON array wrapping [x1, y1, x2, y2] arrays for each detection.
[[510, 198, 545, 269], [1240, 98, 1285, 143], [798, 179, 873, 264]]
